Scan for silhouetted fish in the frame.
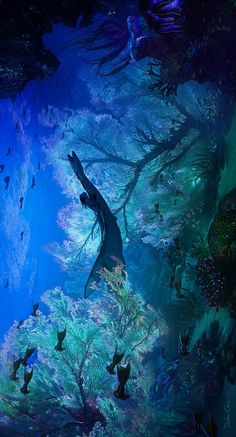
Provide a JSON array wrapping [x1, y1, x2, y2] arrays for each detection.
[[6, 147, 11, 156], [19, 196, 24, 209], [10, 358, 21, 381], [203, 416, 218, 437], [180, 332, 189, 356], [17, 320, 24, 329], [20, 231, 24, 241], [192, 409, 203, 434], [5, 278, 9, 288], [55, 327, 67, 351], [0, 164, 5, 173], [31, 175, 36, 189], [114, 361, 131, 400], [4, 176, 10, 190]]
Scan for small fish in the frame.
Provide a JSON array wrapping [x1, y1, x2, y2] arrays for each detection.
[[10, 358, 21, 381], [21, 347, 36, 366], [202, 416, 218, 437], [4, 176, 10, 190], [19, 196, 24, 209], [179, 332, 189, 356], [107, 348, 124, 374], [55, 327, 67, 352], [5, 278, 9, 288], [36, 162, 41, 171], [0, 164, 5, 173], [174, 236, 180, 250], [114, 361, 131, 400], [17, 320, 24, 329], [6, 147, 11, 156], [31, 303, 39, 317], [15, 122, 20, 133], [192, 409, 203, 434], [20, 231, 24, 241], [20, 369, 33, 394], [174, 279, 182, 298], [160, 346, 167, 359], [31, 175, 36, 189], [155, 202, 160, 214]]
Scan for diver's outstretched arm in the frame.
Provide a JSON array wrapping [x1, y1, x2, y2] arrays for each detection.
[[68, 151, 112, 216]]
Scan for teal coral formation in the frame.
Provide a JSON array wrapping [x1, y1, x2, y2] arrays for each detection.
[[0, 265, 165, 436]]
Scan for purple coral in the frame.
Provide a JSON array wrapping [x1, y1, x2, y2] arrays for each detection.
[[196, 257, 227, 310]]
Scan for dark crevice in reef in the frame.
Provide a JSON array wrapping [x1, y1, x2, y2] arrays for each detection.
[[0, 0, 100, 98]]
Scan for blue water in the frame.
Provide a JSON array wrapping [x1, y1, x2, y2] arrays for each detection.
[[0, 20, 236, 437]]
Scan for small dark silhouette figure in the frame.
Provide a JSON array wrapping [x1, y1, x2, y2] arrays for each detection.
[[31, 175, 36, 189], [159, 173, 163, 182], [192, 409, 203, 434], [20, 231, 24, 241], [114, 361, 131, 400], [155, 202, 160, 214], [0, 164, 5, 173], [160, 346, 167, 359], [180, 332, 189, 356], [61, 132, 65, 139], [21, 347, 36, 366], [10, 358, 21, 381], [20, 369, 33, 394], [5, 278, 9, 288], [31, 303, 39, 317], [203, 416, 218, 437], [19, 196, 24, 209], [55, 327, 67, 351], [17, 320, 24, 329], [107, 348, 124, 374], [4, 176, 10, 190], [174, 280, 182, 298], [6, 147, 11, 156], [174, 236, 180, 251], [160, 214, 164, 221], [36, 162, 41, 171], [15, 122, 20, 133]]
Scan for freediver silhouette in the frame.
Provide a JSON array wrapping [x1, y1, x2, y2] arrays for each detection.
[[68, 151, 125, 298]]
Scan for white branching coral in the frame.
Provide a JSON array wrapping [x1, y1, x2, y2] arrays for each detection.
[[0, 267, 166, 436]]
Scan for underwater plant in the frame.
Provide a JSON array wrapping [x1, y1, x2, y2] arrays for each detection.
[[0, 265, 165, 436]]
